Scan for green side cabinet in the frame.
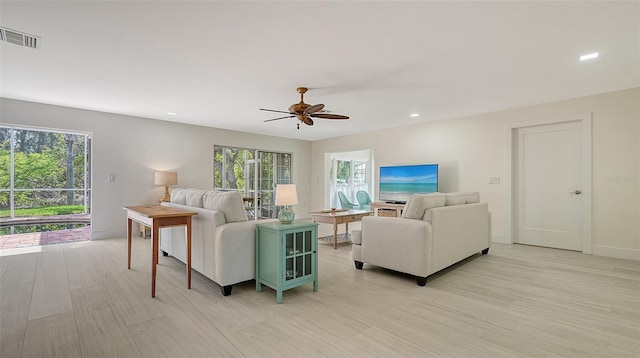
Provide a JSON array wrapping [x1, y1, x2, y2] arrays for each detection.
[[256, 221, 319, 303]]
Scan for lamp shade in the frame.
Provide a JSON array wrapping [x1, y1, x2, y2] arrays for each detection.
[[154, 171, 177, 186], [275, 184, 298, 206]]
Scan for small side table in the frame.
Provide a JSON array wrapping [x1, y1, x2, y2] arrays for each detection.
[[123, 205, 197, 298], [256, 221, 319, 303], [370, 201, 405, 217]]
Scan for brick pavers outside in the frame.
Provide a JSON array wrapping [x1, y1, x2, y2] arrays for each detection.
[[0, 226, 91, 249]]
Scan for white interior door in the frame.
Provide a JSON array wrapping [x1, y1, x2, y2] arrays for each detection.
[[515, 121, 583, 251]]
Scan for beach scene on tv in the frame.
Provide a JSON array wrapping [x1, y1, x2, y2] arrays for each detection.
[[379, 164, 438, 202]]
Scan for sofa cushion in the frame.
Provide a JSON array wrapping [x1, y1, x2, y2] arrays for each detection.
[[465, 192, 480, 204], [203, 190, 248, 223], [401, 193, 446, 220], [445, 192, 480, 206], [170, 188, 189, 204], [185, 189, 206, 208]]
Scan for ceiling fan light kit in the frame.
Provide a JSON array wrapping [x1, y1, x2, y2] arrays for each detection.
[[261, 87, 349, 129]]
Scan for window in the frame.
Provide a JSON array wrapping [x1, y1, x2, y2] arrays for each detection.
[[0, 125, 91, 219], [213, 145, 291, 219], [329, 157, 371, 209], [353, 161, 367, 184], [334, 160, 351, 184], [331, 160, 367, 185]]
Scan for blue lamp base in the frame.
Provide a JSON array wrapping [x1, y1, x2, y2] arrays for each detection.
[[278, 206, 295, 224]]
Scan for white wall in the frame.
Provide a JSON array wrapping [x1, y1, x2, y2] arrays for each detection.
[[3, 89, 638, 259], [1, 98, 312, 239], [310, 88, 640, 260]]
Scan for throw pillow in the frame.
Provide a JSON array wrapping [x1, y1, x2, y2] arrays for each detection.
[[444, 191, 480, 205], [203, 191, 248, 223], [444, 192, 468, 206], [185, 190, 206, 208], [465, 192, 480, 204], [402, 193, 445, 219], [170, 188, 189, 204]]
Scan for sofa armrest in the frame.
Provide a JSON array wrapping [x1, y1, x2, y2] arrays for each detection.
[[159, 202, 226, 264], [429, 203, 489, 272], [360, 216, 432, 277], [214, 219, 278, 286]]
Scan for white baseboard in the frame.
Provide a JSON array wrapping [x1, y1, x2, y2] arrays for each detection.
[[91, 229, 126, 240], [491, 233, 508, 244], [592, 245, 640, 261]]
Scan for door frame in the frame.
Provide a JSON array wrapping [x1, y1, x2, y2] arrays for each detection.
[[504, 113, 592, 254]]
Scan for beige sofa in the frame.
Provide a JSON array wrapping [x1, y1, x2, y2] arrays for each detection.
[[352, 192, 490, 285], [160, 188, 276, 296]]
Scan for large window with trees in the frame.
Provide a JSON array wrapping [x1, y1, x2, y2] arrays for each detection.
[[0, 125, 91, 220], [214, 146, 291, 219]]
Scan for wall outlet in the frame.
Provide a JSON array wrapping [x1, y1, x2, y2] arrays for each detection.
[[488, 176, 500, 184]]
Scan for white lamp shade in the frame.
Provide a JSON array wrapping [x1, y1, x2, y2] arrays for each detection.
[[275, 184, 298, 206], [154, 171, 178, 186]]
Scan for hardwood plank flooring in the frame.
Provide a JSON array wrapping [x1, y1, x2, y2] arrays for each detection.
[[1, 222, 638, 357]]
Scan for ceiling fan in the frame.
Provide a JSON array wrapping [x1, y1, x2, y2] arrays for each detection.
[[260, 87, 349, 129]]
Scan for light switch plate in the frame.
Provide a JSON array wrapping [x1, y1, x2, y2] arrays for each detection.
[[488, 176, 500, 184]]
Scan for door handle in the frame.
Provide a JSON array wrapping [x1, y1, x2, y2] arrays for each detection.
[[569, 190, 582, 195]]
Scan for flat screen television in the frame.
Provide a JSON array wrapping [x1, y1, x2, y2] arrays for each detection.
[[379, 164, 438, 204]]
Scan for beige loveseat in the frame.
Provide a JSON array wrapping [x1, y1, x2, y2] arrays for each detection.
[[351, 192, 490, 285], [160, 188, 276, 296]]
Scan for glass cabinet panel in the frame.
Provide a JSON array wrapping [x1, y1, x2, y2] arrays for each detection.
[[286, 258, 294, 280], [286, 233, 294, 256], [295, 256, 303, 279], [283, 230, 316, 280], [304, 231, 311, 253], [304, 253, 312, 276]]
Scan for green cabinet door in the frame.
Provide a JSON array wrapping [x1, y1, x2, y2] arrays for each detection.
[[256, 221, 318, 303]]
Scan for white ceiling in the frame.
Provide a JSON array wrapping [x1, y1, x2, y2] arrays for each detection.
[[1, 1, 638, 141]]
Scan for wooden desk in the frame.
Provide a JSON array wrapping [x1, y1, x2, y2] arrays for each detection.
[[310, 209, 372, 249], [123, 205, 198, 298], [370, 201, 405, 217]]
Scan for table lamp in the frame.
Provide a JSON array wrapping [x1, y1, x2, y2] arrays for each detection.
[[275, 184, 298, 224], [155, 171, 178, 202]]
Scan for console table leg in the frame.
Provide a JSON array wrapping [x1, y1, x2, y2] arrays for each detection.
[[127, 218, 132, 269], [186, 219, 192, 289], [151, 220, 159, 298]]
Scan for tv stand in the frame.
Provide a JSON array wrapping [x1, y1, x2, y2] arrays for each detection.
[[371, 201, 405, 217]]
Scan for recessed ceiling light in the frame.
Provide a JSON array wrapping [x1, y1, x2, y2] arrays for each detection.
[[410, 113, 420, 117], [579, 52, 599, 61], [167, 112, 177, 115]]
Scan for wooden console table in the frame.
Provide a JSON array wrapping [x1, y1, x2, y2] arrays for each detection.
[[370, 202, 405, 217], [310, 209, 372, 249], [123, 205, 198, 298]]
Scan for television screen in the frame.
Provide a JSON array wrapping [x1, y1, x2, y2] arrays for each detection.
[[379, 164, 438, 203]]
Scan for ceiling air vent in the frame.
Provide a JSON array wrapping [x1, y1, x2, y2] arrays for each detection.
[[0, 27, 40, 49]]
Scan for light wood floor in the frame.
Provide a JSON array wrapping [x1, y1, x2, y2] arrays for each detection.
[[1, 222, 639, 357]]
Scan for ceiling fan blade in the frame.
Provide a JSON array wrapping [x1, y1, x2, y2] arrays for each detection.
[[302, 117, 314, 126], [260, 108, 292, 114], [310, 113, 350, 120], [264, 115, 295, 122], [304, 103, 324, 115]]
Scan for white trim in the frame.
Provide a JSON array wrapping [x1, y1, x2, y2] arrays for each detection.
[[491, 233, 507, 244], [0, 122, 91, 137], [91, 230, 125, 240], [592, 245, 640, 261], [505, 113, 592, 254]]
